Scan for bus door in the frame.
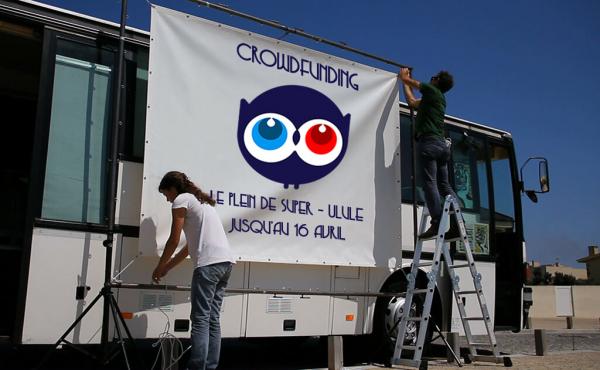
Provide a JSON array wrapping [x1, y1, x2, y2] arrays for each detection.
[[448, 130, 523, 331], [0, 14, 42, 341]]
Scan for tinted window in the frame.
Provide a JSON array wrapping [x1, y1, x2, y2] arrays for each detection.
[[122, 47, 148, 160], [489, 143, 516, 233], [449, 130, 491, 255], [41, 39, 114, 223], [400, 114, 424, 203]]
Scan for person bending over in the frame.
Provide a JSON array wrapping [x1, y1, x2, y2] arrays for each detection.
[[152, 171, 235, 370]]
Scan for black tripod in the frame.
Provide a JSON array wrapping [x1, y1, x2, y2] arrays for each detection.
[[35, 281, 138, 370]]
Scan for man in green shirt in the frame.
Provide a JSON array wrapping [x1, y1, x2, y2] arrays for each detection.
[[399, 68, 458, 239]]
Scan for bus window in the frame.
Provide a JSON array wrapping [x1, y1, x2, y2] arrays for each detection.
[[400, 114, 424, 204], [122, 47, 148, 161], [41, 38, 114, 224], [449, 131, 491, 255], [489, 144, 516, 232]]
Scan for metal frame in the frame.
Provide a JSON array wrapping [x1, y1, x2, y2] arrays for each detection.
[[113, 282, 405, 298], [188, 0, 410, 70]]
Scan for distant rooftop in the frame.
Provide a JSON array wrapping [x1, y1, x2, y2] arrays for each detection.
[[577, 245, 600, 263]]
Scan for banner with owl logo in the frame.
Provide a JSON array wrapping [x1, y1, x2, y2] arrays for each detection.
[[140, 6, 402, 267]]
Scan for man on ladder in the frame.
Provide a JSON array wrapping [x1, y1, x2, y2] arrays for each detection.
[[399, 68, 459, 239], [395, 69, 512, 368]]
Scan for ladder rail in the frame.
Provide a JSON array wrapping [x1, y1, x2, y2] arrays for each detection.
[[392, 235, 424, 360]]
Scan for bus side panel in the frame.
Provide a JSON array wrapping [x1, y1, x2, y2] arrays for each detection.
[[450, 261, 496, 335], [21, 229, 108, 344], [115, 161, 143, 227], [113, 237, 246, 338], [331, 266, 366, 335], [244, 263, 332, 337]]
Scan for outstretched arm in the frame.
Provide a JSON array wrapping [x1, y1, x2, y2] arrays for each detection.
[[399, 68, 421, 109], [152, 207, 186, 283]]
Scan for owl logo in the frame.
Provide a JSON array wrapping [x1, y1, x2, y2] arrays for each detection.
[[237, 85, 351, 189]]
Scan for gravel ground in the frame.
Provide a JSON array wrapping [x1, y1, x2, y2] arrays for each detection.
[[2, 329, 599, 369], [363, 329, 600, 370], [464, 329, 600, 355], [389, 351, 600, 370]]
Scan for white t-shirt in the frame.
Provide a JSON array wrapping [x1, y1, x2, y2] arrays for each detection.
[[172, 193, 235, 269]]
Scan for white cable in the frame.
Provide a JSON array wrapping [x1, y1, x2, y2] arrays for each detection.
[[150, 285, 192, 370], [111, 251, 142, 282]]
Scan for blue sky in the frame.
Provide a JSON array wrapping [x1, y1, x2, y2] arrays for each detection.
[[37, 0, 600, 268]]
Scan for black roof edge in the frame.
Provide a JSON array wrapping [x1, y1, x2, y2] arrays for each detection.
[[0, 0, 149, 46]]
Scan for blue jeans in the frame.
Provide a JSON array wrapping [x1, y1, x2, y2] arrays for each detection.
[[188, 262, 233, 370], [418, 137, 457, 225]]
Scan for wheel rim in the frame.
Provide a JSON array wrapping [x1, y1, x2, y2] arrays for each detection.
[[384, 296, 418, 345]]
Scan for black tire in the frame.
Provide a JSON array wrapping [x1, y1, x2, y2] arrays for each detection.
[[370, 278, 434, 365]]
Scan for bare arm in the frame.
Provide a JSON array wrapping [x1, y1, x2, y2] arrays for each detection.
[[399, 68, 421, 109], [152, 207, 186, 282], [164, 245, 189, 272]]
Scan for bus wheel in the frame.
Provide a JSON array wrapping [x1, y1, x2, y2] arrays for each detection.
[[385, 295, 418, 347], [371, 279, 433, 366]]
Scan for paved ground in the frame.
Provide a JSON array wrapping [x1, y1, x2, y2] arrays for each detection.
[[452, 329, 600, 355], [393, 351, 600, 369], [2, 329, 599, 369]]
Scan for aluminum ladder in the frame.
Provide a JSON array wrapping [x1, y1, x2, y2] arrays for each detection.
[[391, 195, 511, 368]]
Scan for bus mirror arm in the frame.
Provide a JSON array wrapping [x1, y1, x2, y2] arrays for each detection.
[[525, 190, 538, 203]]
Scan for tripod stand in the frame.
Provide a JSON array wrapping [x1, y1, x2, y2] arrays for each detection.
[[36, 282, 138, 370]]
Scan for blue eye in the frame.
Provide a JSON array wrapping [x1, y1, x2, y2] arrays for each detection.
[[251, 117, 288, 150]]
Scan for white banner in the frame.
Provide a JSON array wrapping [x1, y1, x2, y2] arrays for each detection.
[[140, 6, 402, 267]]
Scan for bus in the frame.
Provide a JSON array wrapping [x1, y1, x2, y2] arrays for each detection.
[[0, 0, 548, 362]]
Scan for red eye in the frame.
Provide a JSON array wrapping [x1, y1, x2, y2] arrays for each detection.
[[305, 124, 337, 154]]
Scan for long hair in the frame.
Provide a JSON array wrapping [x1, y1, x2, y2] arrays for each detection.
[[158, 171, 216, 206]]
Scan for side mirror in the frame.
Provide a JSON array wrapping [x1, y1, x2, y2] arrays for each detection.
[[520, 157, 550, 203]]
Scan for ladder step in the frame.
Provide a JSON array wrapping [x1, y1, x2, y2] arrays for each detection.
[[469, 342, 492, 347], [471, 355, 505, 364], [456, 290, 479, 295], [464, 317, 487, 320], [392, 359, 421, 367], [401, 345, 418, 350], [449, 263, 471, 269], [405, 316, 425, 321], [414, 261, 433, 267], [410, 289, 430, 294]]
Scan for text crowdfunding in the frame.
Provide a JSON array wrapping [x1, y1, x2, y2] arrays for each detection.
[[236, 42, 359, 91]]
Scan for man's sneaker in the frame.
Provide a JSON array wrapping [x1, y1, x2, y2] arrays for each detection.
[[419, 223, 439, 239], [444, 218, 461, 240]]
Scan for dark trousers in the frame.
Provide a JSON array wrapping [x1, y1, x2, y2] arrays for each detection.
[[418, 137, 457, 225]]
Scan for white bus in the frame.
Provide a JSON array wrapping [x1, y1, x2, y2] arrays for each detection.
[[0, 0, 548, 362]]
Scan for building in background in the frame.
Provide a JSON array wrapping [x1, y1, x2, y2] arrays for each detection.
[[527, 260, 587, 284], [577, 246, 600, 284], [541, 262, 588, 280]]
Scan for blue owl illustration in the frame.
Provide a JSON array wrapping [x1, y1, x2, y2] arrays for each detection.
[[237, 85, 351, 189]]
